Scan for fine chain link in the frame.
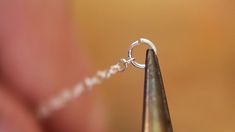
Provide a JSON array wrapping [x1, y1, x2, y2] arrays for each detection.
[[37, 58, 134, 118], [37, 38, 157, 119]]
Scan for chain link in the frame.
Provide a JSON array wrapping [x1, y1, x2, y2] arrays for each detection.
[[37, 58, 133, 118], [37, 38, 157, 119]]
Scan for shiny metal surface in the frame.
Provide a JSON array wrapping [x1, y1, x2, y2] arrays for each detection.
[[142, 49, 173, 132], [128, 38, 157, 69]]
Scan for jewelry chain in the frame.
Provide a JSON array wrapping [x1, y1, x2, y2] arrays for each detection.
[[37, 58, 133, 118], [37, 38, 156, 119]]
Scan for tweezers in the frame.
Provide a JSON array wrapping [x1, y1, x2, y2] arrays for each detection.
[[142, 49, 173, 132]]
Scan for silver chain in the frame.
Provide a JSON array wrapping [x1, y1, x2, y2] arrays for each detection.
[[37, 38, 157, 119], [37, 58, 133, 118]]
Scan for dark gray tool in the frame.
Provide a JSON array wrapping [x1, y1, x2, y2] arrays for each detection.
[[142, 49, 173, 132]]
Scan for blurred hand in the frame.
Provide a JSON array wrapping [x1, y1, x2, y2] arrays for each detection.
[[0, 0, 105, 132]]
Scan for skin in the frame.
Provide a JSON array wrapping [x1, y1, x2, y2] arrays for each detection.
[[0, 0, 106, 132]]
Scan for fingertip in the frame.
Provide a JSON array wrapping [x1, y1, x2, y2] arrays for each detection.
[[0, 86, 42, 132]]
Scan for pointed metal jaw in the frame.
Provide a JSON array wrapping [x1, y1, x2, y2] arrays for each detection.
[[142, 49, 173, 132]]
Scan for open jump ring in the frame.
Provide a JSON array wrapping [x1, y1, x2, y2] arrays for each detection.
[[128, 38, 157, 69]]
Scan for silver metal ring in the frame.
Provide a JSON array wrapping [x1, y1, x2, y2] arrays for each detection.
[[128, 38, 157, 69]]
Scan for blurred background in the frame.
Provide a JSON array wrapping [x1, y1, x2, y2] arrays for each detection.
[[71, 0, 235, 132]]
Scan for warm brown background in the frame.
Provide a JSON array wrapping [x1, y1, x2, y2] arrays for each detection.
[[72, 0, 235, 132]]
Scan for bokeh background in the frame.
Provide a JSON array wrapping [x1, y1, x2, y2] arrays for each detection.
[[71, 0, 235, 132]]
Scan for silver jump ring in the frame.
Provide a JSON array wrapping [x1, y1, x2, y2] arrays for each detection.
[[128, 38, 157, 69]]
